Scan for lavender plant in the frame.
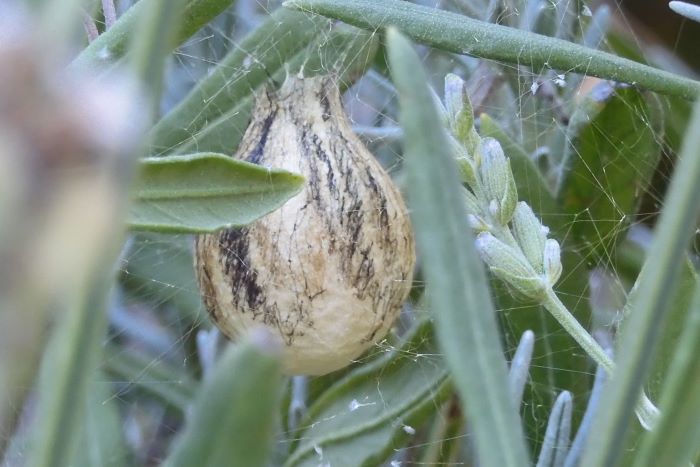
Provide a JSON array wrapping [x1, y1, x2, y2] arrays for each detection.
[[3, 1, 700, 467], [439, 72, 659, 431]]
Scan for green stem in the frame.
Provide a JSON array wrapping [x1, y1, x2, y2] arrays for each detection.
[[543, 288, 614, 374], [284, 0, 700, 100], [542, 288, 659, 430]]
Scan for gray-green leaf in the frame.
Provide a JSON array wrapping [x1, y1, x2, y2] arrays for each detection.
[[129, 153, 304, 233], [285, 320, 450, 467], [164, 335, 282, 467], [387, 27, 530, 467], [283, 0, 700, 99]]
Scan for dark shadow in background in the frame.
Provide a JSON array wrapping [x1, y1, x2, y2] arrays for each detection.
[[620, 0, 700, 71]]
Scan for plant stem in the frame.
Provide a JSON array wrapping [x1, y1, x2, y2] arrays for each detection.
[[542, 288, 659, 430], [543, 288, 614, 374], [284, 0, 700, 100]]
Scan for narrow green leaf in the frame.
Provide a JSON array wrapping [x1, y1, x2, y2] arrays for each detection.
[[619, 257, 699, 464], [74, 373, 129, 467], [557, 85, 660, 259], [27, 270, 113, 467], [284, 0, 700, 100], [634, 281, 700, 467], [285, 320, 450, 466], [670, 1, 700, 23], [287, 330, 403, 422], [71, 0, 238, 73], [645, 259, 698, 397], [297, 387, 452, 467], [387, 28, 530, 466], [564, 365, 608, 467], [164, 335, 282, 467], [536, 391, 572, 467], [129, 153, 305, 233], [581, 97, 700, 467], [4, 370, 129, 467], [149, 8, 330, 154], [169, 25, 379, 156], [129, 0, 187, 117], [508, 330, 535, 408], [165, 94, 255, 157]]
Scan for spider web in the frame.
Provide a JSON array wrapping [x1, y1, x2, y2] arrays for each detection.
[[109, 0, 694, 465]]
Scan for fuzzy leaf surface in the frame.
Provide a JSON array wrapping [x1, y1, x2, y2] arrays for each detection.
[[129, 153, 304, 233], [387, 28, 530, 466], [284, 0, 700, 99], [285, 320, 450, 467], [165, 338, 282, 467]]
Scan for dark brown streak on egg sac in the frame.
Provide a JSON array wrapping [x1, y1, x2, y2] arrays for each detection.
[[197, 260, 221, 326], [194, 74, 415, 375], [219, 228, 264, 319], [247, 110, 277, 165]]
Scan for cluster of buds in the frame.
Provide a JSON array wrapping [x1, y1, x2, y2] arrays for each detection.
[[440, 74, 562, 302], [439, 75, 661, 430]]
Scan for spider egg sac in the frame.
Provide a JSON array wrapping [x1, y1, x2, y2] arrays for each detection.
[[195, 75, 416, 375]]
